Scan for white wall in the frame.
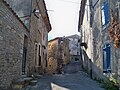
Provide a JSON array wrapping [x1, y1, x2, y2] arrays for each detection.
[[67, 35, 80, 55]]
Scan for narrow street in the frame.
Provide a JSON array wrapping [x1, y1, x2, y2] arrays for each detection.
[[1, 0, 120, 89], [22, 60, 105, 90]]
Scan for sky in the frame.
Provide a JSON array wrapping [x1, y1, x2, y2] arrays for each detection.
[[44, 0, 81, 40]]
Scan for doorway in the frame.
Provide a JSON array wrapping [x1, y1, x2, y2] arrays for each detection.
[[22, 35, 28, 75]]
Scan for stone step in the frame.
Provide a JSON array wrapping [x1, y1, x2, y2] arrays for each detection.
[[30, 80, 37, 86], [11, 77, 37, 90]]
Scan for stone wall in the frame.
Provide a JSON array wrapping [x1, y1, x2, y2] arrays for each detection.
[[79, 0, 120, 85], [66, 34, 81, 56], [0, 0, 51, 88], [48, 39, 58, 74], [108, 0, 120, 85], [20, 0, 51, 75], [91, 0, 104, 78], [0, 1, 29, 88], [61, 38, 70, 65], [27, 0, 49, 75], [48, 37, 70, 74], [92, 0, 120, 82], [42, 26, 49, 73]]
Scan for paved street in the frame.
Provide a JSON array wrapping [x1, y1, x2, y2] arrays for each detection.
[[22, 60, 105, 90]]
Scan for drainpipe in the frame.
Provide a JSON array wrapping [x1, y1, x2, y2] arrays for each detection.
[[93, 0, 99, 9], [89, 0, 94, 79], [79, 27, 83, 69]]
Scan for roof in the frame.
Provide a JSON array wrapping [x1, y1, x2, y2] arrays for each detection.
[[48, 37, 62, 42], [48, 37, 70, 42], [2, 0, 51, 32], [1, 0, 29, 32], [66, 34, 80, 39], [78, 0, 87, 32], [39, 0, 52, 32]]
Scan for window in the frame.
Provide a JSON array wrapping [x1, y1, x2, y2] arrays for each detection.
[[101, 0, 109, 28], [35, 42, 38, 66], [64, 53, 66, 56], [101, 7, 105, 25], [45, 54, 47, 67], [33, 9, 39, 18], [60, 40, 63, 44], [35, 43, 41, 66], [86, 6, 88, 21], [22, 35, 28, 74], [38, 44, 41, 66]]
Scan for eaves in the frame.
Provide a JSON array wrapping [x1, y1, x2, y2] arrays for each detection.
[[1, 0, 29, 32], [78, 0, 87, 31]]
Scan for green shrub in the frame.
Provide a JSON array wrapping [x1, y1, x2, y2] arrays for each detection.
[[93, 77, 119, 90], [102, 80, 119, 90]]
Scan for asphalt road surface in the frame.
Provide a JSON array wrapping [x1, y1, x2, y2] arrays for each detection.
[[22, 60, 105, 90]]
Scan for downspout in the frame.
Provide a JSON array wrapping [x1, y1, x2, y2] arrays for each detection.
[[93, 0, 99, 9], [79, 27, 83, 69], [89, 0, 94, 78]]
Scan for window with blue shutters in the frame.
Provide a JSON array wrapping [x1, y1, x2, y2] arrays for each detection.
[[103, 43, 111, 73], [101, 0, 110, 28]]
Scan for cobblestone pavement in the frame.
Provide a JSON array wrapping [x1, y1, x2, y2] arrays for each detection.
[[22, 60, 105, 90]]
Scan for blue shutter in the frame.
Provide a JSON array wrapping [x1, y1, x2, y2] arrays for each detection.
[[101, 0, 109, 27], [106, 43, 111, 71], [104, 1, 109, 25], [103, 43, 111, 73]]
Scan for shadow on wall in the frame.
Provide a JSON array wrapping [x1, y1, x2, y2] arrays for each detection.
[[81, 49, 107, 80]]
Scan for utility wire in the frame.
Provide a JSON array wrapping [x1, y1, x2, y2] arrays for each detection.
[[57, 0, 101, 9], [57, 0, 80, 4], [57, 0, 91, 6]]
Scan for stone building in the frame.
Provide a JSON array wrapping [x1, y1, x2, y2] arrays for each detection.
[[0, 0, 29, 88], [5, 0, 51, 75], [48, 37, 70, 74], [0, 0, 51, 89], [78, 0, 120, 85], [27, 0, 51, 75], [66, 34, 81, 61]]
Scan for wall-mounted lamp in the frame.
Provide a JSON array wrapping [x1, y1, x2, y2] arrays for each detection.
[[33, 9, 39, 18]]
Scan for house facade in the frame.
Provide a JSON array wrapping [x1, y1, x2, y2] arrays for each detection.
[[28, 0, 51, 75], [78, 0, 120, 85], [0, 0, 29, 88], [0, 0, 51, 89], [48, 37, 70, 74], [66, 34, 81, 61]]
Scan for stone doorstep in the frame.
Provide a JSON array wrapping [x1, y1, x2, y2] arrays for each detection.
[[34, 75, 43, 79], [29, 80, 37, 86], [11, 77, 37, 90]]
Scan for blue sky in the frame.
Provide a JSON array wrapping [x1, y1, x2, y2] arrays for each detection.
[[45, 0, 81, 40]]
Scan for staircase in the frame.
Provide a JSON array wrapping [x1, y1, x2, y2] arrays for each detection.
[[11, 75, 37, 90]]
